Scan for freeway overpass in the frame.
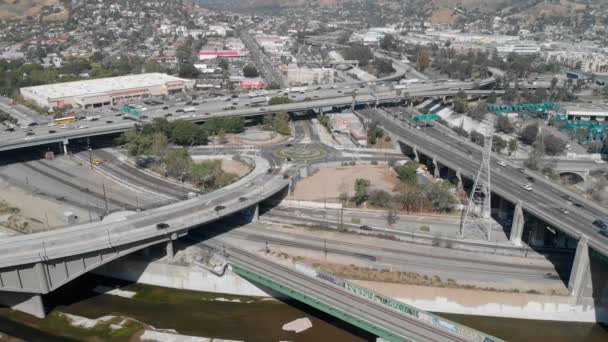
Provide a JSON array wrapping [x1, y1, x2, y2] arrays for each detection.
[[0, 155, 290, 318], [361, 108, 608, 305], [0, 83, 496, 153]]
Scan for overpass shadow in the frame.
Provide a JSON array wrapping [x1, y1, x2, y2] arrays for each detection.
[[590, 249, 608, 326]]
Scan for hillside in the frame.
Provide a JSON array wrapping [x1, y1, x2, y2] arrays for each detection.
[[0, 0, 66, 20]]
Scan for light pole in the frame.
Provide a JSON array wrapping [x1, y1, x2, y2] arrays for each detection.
[[88, 147, 93, 169]]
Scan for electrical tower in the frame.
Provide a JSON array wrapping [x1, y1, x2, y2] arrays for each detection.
[[460, 117, 494, 241]]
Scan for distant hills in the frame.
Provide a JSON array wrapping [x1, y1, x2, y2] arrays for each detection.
[[0, 0, 67, 20]]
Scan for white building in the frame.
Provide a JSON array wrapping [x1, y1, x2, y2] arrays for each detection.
[[557, 103, 608, 122], [287, 65, 334, 86], [544, 50, 608, 74], [20, 73, 195, 109], [495, 41, 541, 56]]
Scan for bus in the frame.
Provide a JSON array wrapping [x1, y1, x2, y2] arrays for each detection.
[[54, 116, 78, 125]]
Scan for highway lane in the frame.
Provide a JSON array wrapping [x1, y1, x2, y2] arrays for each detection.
[[0, 155, 289, 268], [219, 226, 564, 288], [0, 80, 491, 150], [362, 108, 608, 254]]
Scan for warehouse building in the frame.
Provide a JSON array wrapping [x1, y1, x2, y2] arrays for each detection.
[[20, 73, 195, 110]]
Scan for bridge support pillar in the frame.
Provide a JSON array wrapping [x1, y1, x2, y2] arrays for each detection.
[[509, 200, 524, 246], [252, 204, 259, 222], [568, 235, 593, 300], [62, 138, 69, 155], [497, 197, 508, 221], [432, 157, 440, 178], [35, 262, 49, 293], [0, 292, 45, 318], [413, 146, 419, 162], [455, 168, 463, 191], [165, 232, 177, 259]]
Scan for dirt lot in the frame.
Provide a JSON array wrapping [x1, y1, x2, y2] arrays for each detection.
[[221, 159, 251, 177], [291, 164, 400, 202]]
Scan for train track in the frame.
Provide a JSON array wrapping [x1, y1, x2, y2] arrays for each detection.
[[221, 226, 562, 281], [90, 150, 190, 200], [19, 161, 136, 211], [202, 238, 472, 342]]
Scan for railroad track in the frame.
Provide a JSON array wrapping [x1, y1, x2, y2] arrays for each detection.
[[202, 238, 473, 342], [90, 150, 189, 200], [19, 161, 136, 211], [221, 226, 562, 281]]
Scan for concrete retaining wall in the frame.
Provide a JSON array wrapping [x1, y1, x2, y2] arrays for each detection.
[[93, 258, 278, 298]]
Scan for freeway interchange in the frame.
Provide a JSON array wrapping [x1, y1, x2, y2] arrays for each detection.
[[364, 107, 608, 256]]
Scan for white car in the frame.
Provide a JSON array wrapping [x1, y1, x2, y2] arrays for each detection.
[[497, 161, 507, 167], [594, 159, 606, 164], [521, 183, 533, 191], [46, 122, 56, 127], [24, 136, 33, 140]]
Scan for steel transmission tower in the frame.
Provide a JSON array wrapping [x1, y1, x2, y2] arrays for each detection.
[[460, 118, 494, 241]]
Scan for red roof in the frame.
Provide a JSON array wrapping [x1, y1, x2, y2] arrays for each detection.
[[199, 50, 241, 57]]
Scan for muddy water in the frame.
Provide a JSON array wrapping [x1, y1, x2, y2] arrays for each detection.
[[0, 274, 606, 341]]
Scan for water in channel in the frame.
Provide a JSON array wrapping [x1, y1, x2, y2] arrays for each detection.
[[0, 274, 606, 342]]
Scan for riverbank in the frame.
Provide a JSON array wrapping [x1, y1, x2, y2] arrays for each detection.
[[93, 246, 605, 324]]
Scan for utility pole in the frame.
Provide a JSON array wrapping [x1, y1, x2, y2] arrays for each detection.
[[102, 183, 109, 215], [88, 147, 93, 169]]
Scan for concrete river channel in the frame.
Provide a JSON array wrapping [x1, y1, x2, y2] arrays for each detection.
[[0, 274, 606, 341]]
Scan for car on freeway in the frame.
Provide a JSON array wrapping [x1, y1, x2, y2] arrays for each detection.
[[497, 161, 507, 167], [518, 167, 525, 173], [162, 106, 169, 110], [245, 182, 254, 187], [106, 120, 113, 124], [24, 136, 33, 140], [28, 122, 38, 126], [156, 223, 170, 230], [214, 205, 226, 212], [176, 109, 184, 113], [238, 197, 248, 202], [164, 113, 173, 117], [594, 159, 606, 164], [26, 131, 35, 136], [47, 122, 56, 127], [526, 176, 535, 182], [559, 207, 569, 214], [573, 202, 584, 209], [593, 219, 608, 230], [359, 225, 372, 231], [521, 183, 533, 191], [48, 130, 56, 134]]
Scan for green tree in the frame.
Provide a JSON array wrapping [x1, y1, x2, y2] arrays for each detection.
[[342, 44, 374, 66], [178, 63, 199, 78], [508, 139, 518, 155], [495, 116, 514, 134], [149, 132, 169, 158], [543, 134, 566, 156], [470, 131, 484, 146], [268, 96, 293, 105], [423, 182, 456, 212], [368, 189, 392, 208], [492, 135, 507, 153], [519, 123, 539, 145], [164, 148, 192, 179], [353, 178, 370, 206], [243, 64, 259, 77], [394, 162, 419, 184], [171, 120, 207, 146], [144, 59, 162, 73], [380, 34, 397, 51], [386, 206, 399, 226]]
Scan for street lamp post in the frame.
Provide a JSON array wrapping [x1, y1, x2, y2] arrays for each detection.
[[88, 147, 93, 169]]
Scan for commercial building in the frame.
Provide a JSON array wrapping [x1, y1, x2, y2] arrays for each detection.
[[556, 102, 608, 122], [198, 50, 245, 60], [240, 79, 265, 90], [287, 65, 334, 86], [495, 41, 541, 56], [20, 73, 194, 109]]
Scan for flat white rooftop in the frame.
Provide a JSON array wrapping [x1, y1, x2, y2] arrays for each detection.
[[20, 73, 190, 100]]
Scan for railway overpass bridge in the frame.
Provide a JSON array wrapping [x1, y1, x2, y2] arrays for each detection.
[[0, 156, 291, 318]]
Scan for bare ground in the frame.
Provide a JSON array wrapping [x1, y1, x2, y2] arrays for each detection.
[[290, 165, 400, 202], [221, 159, 251, 177]]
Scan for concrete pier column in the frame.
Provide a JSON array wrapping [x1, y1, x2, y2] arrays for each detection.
[[413, 146, 419, 162], [62, 138, 69, 155], [0, 292, 45, 318], [432, 157, 440, 178], [252, 204, 259, 222], [165, 233, 177, 259], [497, 197, 508, 221], [510, 200, 524, 246], [35, 262, 49, 294], [568, 235, 592, 300], [455, 168, 463, 191]]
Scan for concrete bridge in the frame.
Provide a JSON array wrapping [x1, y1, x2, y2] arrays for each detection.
[[0, 157, 291, 318]]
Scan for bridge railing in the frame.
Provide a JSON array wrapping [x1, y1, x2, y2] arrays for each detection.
[[293, 261, 503, 342]]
